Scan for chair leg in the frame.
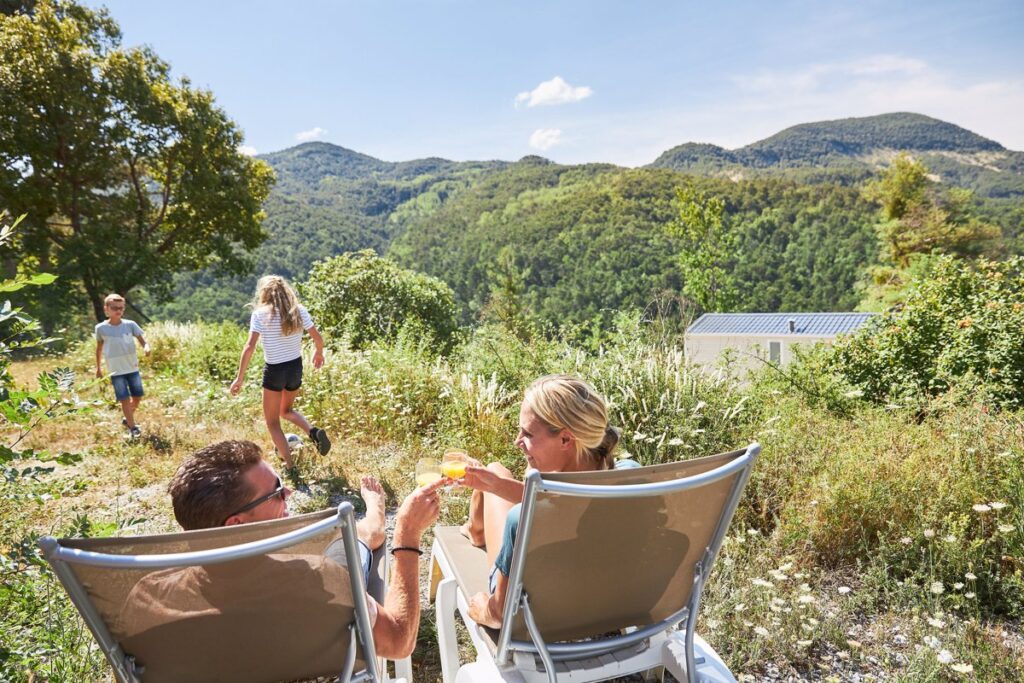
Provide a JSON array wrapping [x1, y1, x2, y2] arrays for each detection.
[[436, 576, 462, 682], [394, 655, 413, 682]]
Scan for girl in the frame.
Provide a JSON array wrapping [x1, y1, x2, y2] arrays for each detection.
[[229, 275, 331, 469], [454, 374, 637, 628]]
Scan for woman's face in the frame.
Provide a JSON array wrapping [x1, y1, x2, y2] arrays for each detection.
[[515, 404, 574, 472]]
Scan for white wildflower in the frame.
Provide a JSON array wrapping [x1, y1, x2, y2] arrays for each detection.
[[930, 582, 945, 595], [998, 524, 1014, 533], [965, 572, 977, 581], [965, 592, 976, 599], [900, 536, 913, 545], [796, 639, 813, 647], [754, 626, 770, 637], [927, 617, 946, 628], [951, 663, 974, 674], [734, 603, 746, 612], [838, 586, 852, 594], [943, 534, 957, 543], [972, 503, 991, 513], [798, 595, 816, 604], [667, 438, 684, 446], [953, 583, 964, 590], [923, 529, 936, 539], [989, 501, 1008, 510], [751, 578, 774, 588], [937, 649, 954, 664], [924, 635, 941, 649]]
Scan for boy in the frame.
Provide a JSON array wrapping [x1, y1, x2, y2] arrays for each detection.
[[95, 293, 150, 438]]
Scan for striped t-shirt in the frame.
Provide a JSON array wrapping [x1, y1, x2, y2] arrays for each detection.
[[250, 305, 315, 365]]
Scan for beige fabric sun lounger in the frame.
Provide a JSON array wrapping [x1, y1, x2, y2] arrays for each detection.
[[430, 443, 759, 683], [39, 504, 408, 683]]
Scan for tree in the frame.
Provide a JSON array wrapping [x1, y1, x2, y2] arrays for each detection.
[[667, 180, 739, 312], [0, 0, 274, 325], [301, 250, 459, 353], [863, 154, 1001, 268]]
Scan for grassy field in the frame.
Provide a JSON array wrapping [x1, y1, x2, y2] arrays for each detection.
[[2, 320, 1022, 682]]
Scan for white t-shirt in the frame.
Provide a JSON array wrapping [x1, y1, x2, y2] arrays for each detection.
[[95, 320, 144, 376], [249, 305, 314, 364]]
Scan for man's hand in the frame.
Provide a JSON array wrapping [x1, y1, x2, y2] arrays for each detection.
[[228, 377, 243, 395], [392, 479, 443, 547], [95, 368, 103, 379], [312, 348, 325, 369], [468, 591, 502, 629]]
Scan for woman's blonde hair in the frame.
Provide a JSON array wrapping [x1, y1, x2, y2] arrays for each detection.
[[523, 374, 620, 469], [252, 275, 303, 336]]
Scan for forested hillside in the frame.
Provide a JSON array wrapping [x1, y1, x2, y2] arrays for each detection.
[[148, 113, 1022, 326]]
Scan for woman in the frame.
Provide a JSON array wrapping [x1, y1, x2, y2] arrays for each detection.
[[229, 275, 331, 470], [457, 374, 636, 628]]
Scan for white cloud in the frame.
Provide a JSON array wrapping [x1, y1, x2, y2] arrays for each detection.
[[529, 128, 562, 151], [295, 126, 327, 142], [238, 145, 258, 156], [515, 76, 593, 108]]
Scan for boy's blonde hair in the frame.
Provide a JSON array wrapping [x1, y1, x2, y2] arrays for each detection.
[[523, 374, 621, 469], [252, 275, 303, 336], [104, 293, 125, 307]]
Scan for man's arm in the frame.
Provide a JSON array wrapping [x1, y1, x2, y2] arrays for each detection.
[[370, 480, 442, 660]]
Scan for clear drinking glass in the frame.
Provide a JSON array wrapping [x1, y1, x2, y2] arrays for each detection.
[[441, 449, 469, 484], [415, 458, 442, 488]]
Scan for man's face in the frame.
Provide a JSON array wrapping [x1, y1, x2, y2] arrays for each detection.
[[228, 461, 292, 525]]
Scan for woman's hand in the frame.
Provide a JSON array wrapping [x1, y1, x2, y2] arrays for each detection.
[[229, 377, 243, 395], [467, 591, 502, 629], [461, 464, 499, 493], [312, 348, 325, 369]]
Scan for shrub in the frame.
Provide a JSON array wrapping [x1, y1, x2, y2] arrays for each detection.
[[301, 250, 460, 354], [831, 256, 1024, 409]]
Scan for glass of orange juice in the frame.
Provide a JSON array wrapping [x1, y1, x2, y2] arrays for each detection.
[[415, 458, 442, 488], [441, 449, 468, 483]]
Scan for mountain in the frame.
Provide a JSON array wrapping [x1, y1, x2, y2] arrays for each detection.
[[650, 113, 1024, 199], [145, 113, 1022, 325]]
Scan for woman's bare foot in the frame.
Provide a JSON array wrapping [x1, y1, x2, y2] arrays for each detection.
[[459, 522, 486, 548], [356, 476, 386, 551]]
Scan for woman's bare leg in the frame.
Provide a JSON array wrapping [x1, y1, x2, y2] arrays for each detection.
[[279, 387, 312, 434], [480, 463, 517, 568], [262, 388, 292, 468]]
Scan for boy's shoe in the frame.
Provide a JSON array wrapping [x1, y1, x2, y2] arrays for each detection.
[[129, 425, 142, 439], [309, 427, 331, 456], [122, 417, 128, 427]]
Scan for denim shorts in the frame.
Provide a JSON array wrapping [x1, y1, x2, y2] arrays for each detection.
[[110, 371, 144, 401], [262, 357, 303, 392]]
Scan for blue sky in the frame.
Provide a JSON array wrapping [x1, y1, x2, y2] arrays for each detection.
[[85, 0, 1024, 166]]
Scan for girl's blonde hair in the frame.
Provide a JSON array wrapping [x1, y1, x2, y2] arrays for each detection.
[[523, 374, 620, 469], [252, 275, 303, 336]]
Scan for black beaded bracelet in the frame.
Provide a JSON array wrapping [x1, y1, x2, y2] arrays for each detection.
[[390, 546, 423, 556]]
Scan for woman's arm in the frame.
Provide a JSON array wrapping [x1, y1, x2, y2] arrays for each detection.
[[307, 325, 325, 369], [229, 331, 260, 395], [468, 572, 508, 629], [462, 465, 525, 504]]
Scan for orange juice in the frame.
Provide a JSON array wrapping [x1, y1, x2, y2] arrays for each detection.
[[442, 461, 467, 480], [416, 471, 442, 487]]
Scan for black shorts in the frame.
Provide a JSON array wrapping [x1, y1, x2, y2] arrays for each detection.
[[262, 356, 303, 392]]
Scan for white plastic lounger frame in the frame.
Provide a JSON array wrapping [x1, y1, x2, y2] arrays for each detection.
[[38, 503, 382, 683], [432, 442, 760, 683]]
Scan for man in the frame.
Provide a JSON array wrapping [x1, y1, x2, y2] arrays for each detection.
[[121, 440, 441, 672]]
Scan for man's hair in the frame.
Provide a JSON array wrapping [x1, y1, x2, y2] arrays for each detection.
[[103, 293, 125, 306], [169, 440, 264, 530]]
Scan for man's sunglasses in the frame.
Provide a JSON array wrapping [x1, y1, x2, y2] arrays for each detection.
[[223, 477, 286, 522]]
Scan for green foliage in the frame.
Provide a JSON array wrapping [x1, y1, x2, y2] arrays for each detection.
[[0, 0, 274, 325], [667, 181, 739, 312], [863, 154, 1002, 269], [832, 256, 1024, 409], [301, 250, 459, 353]]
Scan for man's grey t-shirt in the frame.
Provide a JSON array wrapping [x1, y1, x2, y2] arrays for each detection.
[[95, 320, 143, 376]]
